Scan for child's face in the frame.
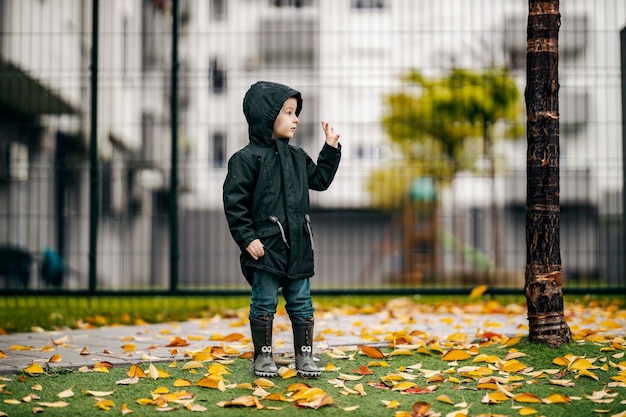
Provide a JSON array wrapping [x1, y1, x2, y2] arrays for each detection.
[[272, 97, 299, 139]]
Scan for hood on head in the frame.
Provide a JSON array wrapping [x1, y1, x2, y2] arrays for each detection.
[[243, 81, 302, 146]]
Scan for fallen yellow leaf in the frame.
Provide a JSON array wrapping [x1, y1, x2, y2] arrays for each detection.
[[24, 362, 44, 375], [82, 389, 114, 397], [442, 349, 471, 361], [514, 393, 542, 403]]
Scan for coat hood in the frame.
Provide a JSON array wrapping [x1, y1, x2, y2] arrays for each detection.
[[243, 81, 303, 146]]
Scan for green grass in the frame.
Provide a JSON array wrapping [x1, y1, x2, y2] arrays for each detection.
[[1, 339, 625, 416], [1, 294, 621, 334]]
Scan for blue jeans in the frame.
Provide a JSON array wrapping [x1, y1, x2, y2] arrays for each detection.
[[249, 269, 314, 321]]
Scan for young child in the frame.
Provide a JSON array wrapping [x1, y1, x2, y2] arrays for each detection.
[[223, 81, 341, 378]]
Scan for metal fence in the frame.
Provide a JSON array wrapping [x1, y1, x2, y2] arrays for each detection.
[[1, 0, 625, 296]]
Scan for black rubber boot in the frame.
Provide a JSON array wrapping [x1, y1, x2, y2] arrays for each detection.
[[292, 317, 321, 378], [249, 317, 278, 378]]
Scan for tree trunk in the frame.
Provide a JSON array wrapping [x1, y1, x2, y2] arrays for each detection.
[[524, 0, 572, 348]]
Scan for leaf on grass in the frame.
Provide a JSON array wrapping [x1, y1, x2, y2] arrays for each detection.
[[339, 373, 364, 381], [351, 365, 373, 375], [3, 399, 21, 405], [254, 378, 275, 388], [442, 349, 471, 361], [208, 363, 229, 375], [148, 363, 160, 379], [196, 376, 226, 391], [278, 367, 298, 379], [569, 357, 594, 370], [295, 394, 334, 409], [514, 393, 542, 403], [181, 361, 204, 370], [500, 359, 528, 373], [186, 403, 207, 412], [174, 378, 192, 387], [549, 378, 575, 387], [437, 394, 454, 405], [57, 387, 74, 398], [389, 348, 414, 356], [38, 401, 70, 408], [358, 345, 386, 358], [542, 393, 570, 404], [116, 376, 139, 385], [95, 399, 115, 411], [472, 354, 500, 363], [411, 401, 431, 417], [128, 364, 146, 378], [82, 389, 115, 397], [391, 381, 416, 391], [120, 403, 134, 415], [382, 399, 401, 408], [217, 396, 263, 409], [576, 369, 599, 380], [519, 407, 538, 415]]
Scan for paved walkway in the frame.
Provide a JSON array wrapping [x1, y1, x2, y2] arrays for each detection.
[[0, 301, 532, 375]]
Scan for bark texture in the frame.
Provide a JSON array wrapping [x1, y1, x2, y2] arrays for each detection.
[[524, 0, 572, 348]]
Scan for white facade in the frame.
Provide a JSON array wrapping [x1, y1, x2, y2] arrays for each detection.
[[178, 0, 626, 214]]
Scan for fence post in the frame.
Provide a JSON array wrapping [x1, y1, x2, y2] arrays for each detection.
[[621, 26, 626, 283], [88, 0, 100, 294], [169, 0, 180, 292]]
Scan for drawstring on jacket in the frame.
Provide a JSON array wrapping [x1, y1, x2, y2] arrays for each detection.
[[304, 214, 314, 251], [269, 215, 290, 249]]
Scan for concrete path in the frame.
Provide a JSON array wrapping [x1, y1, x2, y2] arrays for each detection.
[[0, 301, 532, 375]]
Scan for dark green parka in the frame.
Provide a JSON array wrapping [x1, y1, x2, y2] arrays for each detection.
[[223, 81, 341, 284]]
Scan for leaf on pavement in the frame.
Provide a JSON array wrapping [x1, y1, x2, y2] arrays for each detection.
[[24, 362, 44, 375], [166, 336, 189, 347]]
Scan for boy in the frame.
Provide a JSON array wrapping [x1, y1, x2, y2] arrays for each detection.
[[223, 81, 341, 378]]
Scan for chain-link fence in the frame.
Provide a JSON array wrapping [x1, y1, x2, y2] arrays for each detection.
[[1, 0, 625, 296]]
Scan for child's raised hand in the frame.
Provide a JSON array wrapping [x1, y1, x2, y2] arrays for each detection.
[[321, 121, 340, 148]]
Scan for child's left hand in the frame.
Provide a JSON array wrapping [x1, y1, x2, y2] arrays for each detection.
[[321, 121, 340, 148]]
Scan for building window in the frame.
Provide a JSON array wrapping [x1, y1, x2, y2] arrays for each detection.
[[259, 18, 317, 68], [141, 112, 155, 162], [270, 0, 313, 7], [211, 132, 226, 168], [352, 0, 387, 9], [210, 0, 227, 21], [209, 58, 227, 94]]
